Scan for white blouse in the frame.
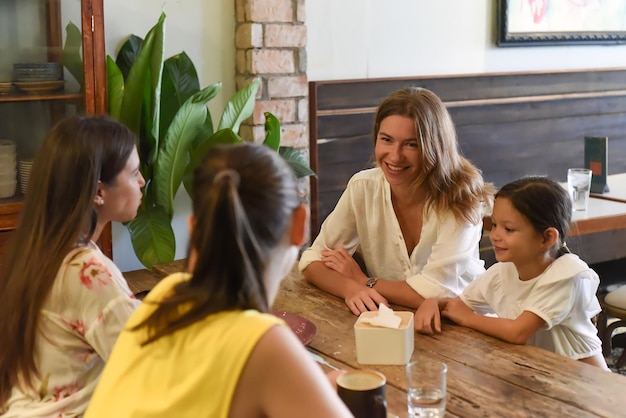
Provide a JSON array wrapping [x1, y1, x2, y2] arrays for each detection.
[[461, 254, 603, 360], [299, 168, 485, 299]]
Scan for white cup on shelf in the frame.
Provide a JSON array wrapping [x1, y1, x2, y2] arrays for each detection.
[[0, 140, 16, 156], [0, 179, 17, 198]]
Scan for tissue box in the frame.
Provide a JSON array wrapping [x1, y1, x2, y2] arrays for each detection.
[[354, 311, 414, 365]]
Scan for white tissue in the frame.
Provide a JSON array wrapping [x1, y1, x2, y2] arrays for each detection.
[[359, 303, 402, 328]]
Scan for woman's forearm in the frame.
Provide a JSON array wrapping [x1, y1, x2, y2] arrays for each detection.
[[374, 280, 425, 309], [301, 261, 360, 298]]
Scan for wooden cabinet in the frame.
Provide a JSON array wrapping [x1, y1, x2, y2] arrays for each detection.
[[0, 0, 111, 259]]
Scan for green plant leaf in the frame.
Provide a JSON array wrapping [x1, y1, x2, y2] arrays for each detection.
[[189, 82, 221, 150], [115, 34, 143, 80], [217, 79, 260, 133], [279, 146, 316, 178], [106, 56, 124, 120], [160, 52, 201, 143], [183, 128, 244, 197], [262, 112, 281, 151], [191, 112, 215, 150], [119, 12, 166, 149], [154, 86, 223, 216], [126, 205, 176, 269], [61, 22, 84, 89]]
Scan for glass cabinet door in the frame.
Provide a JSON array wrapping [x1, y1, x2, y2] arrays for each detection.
[[0, 0, 110, 264], [0, 0, 85, 201]]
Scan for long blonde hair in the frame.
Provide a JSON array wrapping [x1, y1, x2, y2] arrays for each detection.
[[373, 87, 493, 224]]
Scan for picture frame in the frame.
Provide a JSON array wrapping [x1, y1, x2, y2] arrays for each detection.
[[497, 0, 626, 46]]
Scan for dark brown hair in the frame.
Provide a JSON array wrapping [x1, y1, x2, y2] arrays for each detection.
[[495, 176, 572, 258], [0, 115, 136, 409], [135, 143, 300, 345], [373, 87, 493, 224]]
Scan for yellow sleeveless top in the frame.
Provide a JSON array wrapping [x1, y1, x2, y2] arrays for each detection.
[[85, 272, 284, 418]]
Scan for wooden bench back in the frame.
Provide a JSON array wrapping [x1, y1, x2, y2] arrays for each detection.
[[309, 68, 626, 241]]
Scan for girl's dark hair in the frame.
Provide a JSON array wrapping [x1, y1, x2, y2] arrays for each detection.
[[135, 143, 300, 345], [496, 176, 572, 258], [372, 87, 494, 224], [0, 115, 137, 409]]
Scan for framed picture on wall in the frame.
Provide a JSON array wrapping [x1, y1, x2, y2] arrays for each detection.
[[497, 0, 626, 46]]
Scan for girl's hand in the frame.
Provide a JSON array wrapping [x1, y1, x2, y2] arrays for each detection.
[[321, 248, 367, 282], [414, 298, 442, 335], [344, 281, 388, 315], [441, 297, 473, 326]]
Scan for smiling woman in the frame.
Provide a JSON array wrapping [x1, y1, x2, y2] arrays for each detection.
[[299, 87, 494, 316]]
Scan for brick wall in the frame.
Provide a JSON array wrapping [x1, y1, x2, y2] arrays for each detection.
[[234, 0, 308, 150]]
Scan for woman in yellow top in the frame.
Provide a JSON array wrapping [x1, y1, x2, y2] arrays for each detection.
[[85, 144, 352, 418]]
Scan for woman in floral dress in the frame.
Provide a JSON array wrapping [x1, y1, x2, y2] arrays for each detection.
[[0, 115, 145, 417]]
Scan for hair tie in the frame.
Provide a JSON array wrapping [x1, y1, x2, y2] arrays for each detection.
[[213, 168, 240, 187]]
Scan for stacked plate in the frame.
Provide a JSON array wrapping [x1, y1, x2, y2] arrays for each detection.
[[13, 63, 62, 81], [13, 63, 64, 95], [0, 140, 17, 198], [18, 159, 34, 196], [0, 81, 11, 96]]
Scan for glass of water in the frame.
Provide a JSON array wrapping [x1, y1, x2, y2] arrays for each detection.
[[567, 168, 593, 211], [405, 359, 447, 418]]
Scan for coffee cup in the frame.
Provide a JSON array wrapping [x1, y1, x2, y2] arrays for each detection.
[[336, 369, 387, 418]]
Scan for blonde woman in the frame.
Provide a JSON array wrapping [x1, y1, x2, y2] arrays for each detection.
[[300, 87, 493, 315]]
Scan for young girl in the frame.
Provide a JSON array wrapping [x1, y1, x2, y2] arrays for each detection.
[[415, 176, 608, 369], [85, 144, 352, 417], [0, 115, 145, 416]]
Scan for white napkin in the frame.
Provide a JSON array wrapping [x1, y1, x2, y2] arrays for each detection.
[[359, 303, 402, 328]]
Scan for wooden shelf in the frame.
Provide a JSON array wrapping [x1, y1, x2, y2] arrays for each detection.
[[0, 91, 83, 103], [0, 195, 23, 231], [0, 0, 110, 257]]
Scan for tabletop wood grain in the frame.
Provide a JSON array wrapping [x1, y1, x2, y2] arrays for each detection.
[[273, 266, 626, 418], [147, 259, 626, 417]]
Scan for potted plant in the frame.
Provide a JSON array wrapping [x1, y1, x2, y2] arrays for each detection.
[[63, 13, 314, 268]]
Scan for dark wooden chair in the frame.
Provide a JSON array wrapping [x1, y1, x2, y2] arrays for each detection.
[[597, 292, 626, 369]]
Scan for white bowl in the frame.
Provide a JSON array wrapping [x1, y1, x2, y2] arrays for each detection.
[[0, 179, 16, 198], [0, 140, 16, 155], [0, 154, 15, 165], [0, 162, 16, 174], [0, 171, 15, 182]]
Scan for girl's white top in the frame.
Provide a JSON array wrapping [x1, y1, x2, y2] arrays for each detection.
[[461, 253, 602, 359]]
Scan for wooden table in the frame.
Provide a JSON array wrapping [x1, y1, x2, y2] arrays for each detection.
[[272, 267, 626, 418], [565, 197, 626, 265], [147, 260, 626, 417], [591, 173, 626, 204]]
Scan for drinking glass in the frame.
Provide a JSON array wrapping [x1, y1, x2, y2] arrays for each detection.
[[567, 168, 593, 211], [405, 359, 447, 418]]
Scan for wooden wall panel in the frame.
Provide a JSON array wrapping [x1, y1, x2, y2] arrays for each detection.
[[309, 68, 626, 239]]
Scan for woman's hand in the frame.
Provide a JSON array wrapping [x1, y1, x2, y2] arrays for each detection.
[[343, 280, 388, 315], [414, 298, 442, 335], [441, 297, 473, 326], [321, 248, 367, 282]]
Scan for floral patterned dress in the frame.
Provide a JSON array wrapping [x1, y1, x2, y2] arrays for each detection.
[[3, 243, 140, 418]]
